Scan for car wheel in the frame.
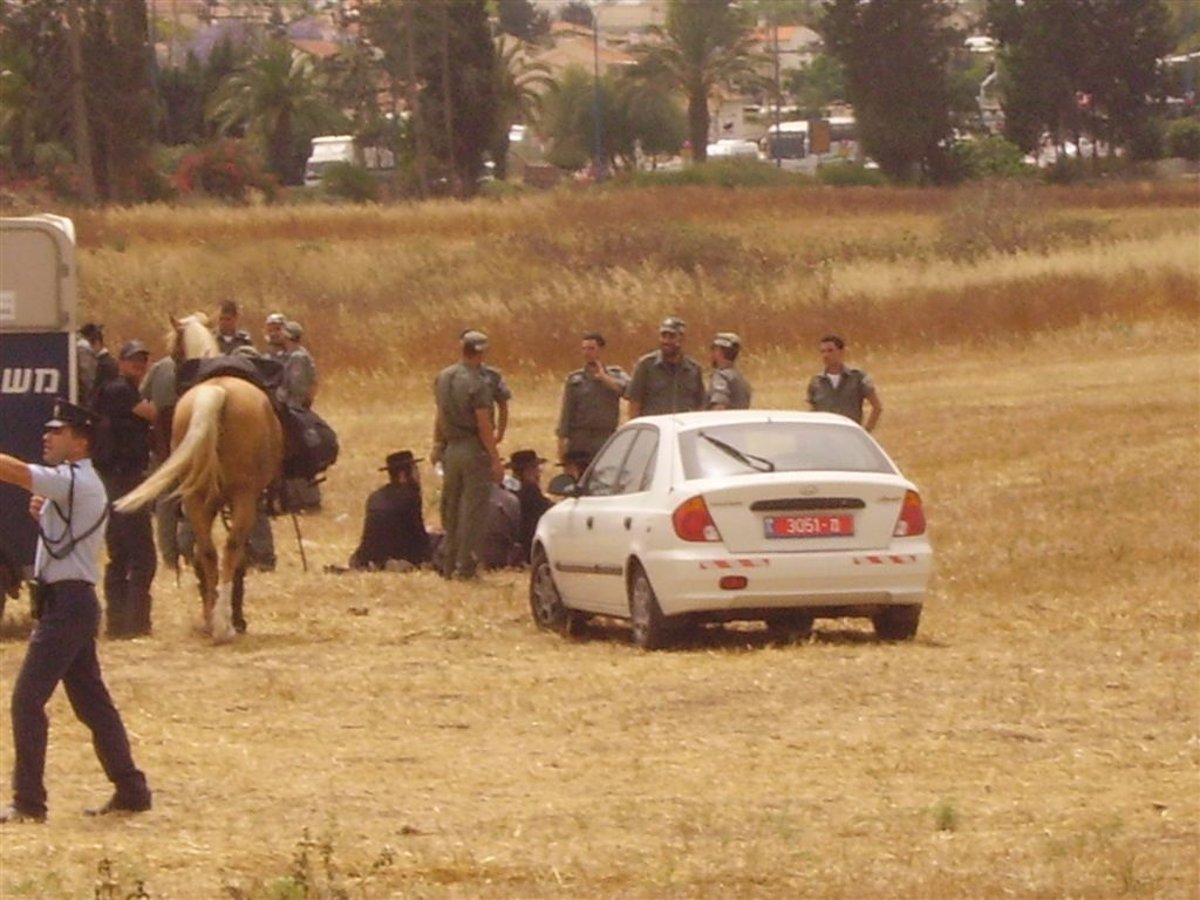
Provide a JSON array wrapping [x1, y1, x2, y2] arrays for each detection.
[[529, 548, 577, 636], [765, 612, 814, 643], [872, 605, 921, 641], [628, 563, 669, 650]]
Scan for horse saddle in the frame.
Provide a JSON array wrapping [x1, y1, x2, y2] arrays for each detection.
[[176, 355, 282, 398]]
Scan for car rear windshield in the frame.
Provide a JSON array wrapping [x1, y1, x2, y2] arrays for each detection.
[[679, 422, 894, 480]]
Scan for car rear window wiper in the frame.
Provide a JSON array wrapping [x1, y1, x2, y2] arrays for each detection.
[[698, 431, 776, 473]]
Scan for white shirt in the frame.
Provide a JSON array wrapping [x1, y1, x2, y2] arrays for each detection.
[[29, 458, 108, 585]]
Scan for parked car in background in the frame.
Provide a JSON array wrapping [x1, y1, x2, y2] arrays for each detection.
[[705, 138, 762, 161], [303, 134, 395, 187], [529, 411, 933, 649]]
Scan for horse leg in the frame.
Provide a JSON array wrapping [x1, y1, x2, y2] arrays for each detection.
[[232, 565, 246, 634], [214, 489, 256, 644], [184, 496, 220, 635]]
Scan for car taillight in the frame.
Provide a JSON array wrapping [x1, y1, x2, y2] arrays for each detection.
[[893, 490, 926, 537], [672, 495, 722, 543]]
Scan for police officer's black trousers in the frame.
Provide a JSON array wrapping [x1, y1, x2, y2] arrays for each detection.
[[102, 472, 157, 637], [10, 582, 149, 817]]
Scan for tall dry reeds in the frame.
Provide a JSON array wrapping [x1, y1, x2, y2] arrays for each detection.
[[72, 183, 1198, 377]]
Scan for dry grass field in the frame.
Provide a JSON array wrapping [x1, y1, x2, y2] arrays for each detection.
[[0, 185, 1198, 897]]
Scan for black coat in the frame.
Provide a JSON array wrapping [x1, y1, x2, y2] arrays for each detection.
[[350, 482, 430, 569]]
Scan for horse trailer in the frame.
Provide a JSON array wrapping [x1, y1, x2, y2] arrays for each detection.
[[0, 214, 78, 609]]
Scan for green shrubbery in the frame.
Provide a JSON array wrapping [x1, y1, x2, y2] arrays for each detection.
[[317, 161, 379, 203], [625, 159, 808, 189], [815, 162, 887, 187], [950, 136, 1034, 180], [1166, 118, 1200, 161]]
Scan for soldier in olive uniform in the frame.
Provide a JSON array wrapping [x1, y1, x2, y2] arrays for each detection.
[[806, 333, 882, 433], [626, 316, 706, 418], [556, 331, 629, 460], [708, 332, 752, 410], [213, 300, 254, 356], [263, 312, 289, 362], [431, 330, 505, 580]]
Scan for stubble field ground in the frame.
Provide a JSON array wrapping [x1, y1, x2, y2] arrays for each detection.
[[0, 185, 1197, 897]]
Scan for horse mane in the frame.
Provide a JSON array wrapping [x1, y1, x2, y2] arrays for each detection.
[[169, 312, 219, 363]]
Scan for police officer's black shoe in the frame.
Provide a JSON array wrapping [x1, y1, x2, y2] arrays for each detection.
[[0, 805, 46, 824], [84, 792, 152, 816]]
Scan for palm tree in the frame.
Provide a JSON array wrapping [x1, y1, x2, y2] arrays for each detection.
[[632, 0, 763, 163], [491, 34, 553, 179], [208, 40, 333, 183]]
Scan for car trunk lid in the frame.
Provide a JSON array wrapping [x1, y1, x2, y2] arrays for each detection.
[[696, 473, 911, 553]]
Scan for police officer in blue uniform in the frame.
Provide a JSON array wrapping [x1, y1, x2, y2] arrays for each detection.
[[0, 400, 152, 823]]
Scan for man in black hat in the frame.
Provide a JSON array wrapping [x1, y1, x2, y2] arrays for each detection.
[[348, 451, 431, 571], [92, 340, 158, 638], [0, 399, 152, 823], [79, 323, 117, 404], [626, 316, 706, 418], [508, 449, 553, 564]]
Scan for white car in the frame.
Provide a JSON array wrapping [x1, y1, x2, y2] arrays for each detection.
[[530, 411, 933, 649]]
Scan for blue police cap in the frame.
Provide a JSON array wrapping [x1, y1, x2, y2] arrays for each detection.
[[45, 398, 97, 431]]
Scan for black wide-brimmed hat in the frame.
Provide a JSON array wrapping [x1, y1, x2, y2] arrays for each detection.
[[380, 450, 422, 472], [45, 398, 97, 431], [507, 449, 547, 471]]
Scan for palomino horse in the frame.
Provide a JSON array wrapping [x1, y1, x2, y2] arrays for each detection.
[[115, 315, 283, 643]]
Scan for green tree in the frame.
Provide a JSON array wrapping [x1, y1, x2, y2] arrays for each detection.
[[0, 0, 71, 176], [413, 0, 497, 196], [784, 53, 847, 115], [490, 34, 553, 179], [542, 65, 685, 171], [988, 0, 1171, 164], [824, 0, 960, 182], [497, 0, 548, 42], [559, 1, 593, 29], [208, 40, 334, 184], [632, 0, 762, 163]]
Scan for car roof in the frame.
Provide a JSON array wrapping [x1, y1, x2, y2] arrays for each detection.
[[629, 410, 859, 431]]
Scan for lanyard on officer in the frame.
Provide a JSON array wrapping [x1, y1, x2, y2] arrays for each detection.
[[37, 463, 110, 561]]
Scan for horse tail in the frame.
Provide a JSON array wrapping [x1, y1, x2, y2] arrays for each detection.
[[114, 383, 226, 513]]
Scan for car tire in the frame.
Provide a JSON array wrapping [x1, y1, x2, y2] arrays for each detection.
[[628, 563, 669, 651], [529, 548, 578, 636], [872, 604, 921, 641], [765, 612, 814, 643]]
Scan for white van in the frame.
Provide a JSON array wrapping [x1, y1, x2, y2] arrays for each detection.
[[705, 138, 761, 161], [303, 135, 396, 186]]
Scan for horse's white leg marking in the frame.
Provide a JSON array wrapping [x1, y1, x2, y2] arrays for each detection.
[[213, 580, 236, 644]]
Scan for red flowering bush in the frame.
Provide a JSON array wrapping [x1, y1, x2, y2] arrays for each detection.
[[175, 139, 279, 203]]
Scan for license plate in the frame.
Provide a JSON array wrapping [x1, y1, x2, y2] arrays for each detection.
[[763, 514, 854, 538]]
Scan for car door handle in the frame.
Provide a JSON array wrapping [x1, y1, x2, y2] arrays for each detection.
[[623, 517, 632, 530], [586, 516, 594, 529]]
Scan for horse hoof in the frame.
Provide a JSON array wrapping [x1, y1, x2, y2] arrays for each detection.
[[211, 627, 236, 645]]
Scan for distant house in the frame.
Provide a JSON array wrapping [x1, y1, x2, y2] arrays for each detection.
[[751, 24, 823, 72], [592, 0, 666, 33], [533, 30, 636, 79]]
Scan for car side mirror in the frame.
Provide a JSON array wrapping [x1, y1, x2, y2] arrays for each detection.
[[548, 473, 582, 497]]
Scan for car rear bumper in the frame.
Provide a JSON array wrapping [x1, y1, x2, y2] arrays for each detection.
[[639, 543, 933, 618]]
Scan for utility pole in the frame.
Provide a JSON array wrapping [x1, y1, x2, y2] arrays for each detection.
[[591, 3, 604, 182]]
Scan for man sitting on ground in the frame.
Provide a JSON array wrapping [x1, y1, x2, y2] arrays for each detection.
[[348, 451, 431, 572]]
